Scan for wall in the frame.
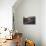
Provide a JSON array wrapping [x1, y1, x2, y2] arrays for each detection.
[[41, 0, 46, 46], [0, 0, 16, 30], [13, 0, 41, 46], [0, 0, 46, 46]]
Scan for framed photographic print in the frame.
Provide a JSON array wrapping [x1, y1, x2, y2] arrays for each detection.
[[23, 16, 35, 24]]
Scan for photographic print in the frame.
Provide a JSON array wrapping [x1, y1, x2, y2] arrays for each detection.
[[23, 16, 35, 24]]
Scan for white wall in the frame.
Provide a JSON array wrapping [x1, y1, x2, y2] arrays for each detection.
[[13, 0, 41, 46], [41, 0, 46, 46], [13, 0, 46, 46], [0, 0, 16, 30]]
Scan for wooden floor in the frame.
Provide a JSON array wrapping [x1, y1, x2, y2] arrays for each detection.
[[0, 39, 16, 46]]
